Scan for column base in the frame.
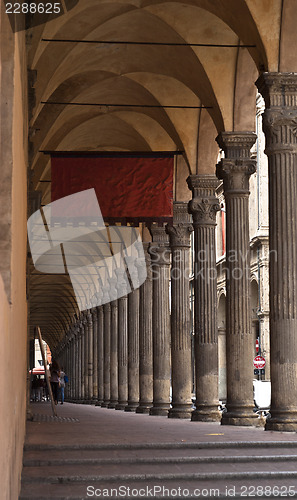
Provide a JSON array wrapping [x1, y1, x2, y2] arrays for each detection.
[[101, 401, 110, 408], [136, 403, 153, 414], [124, 402, 138, 412], [265, 410, 297, 432], [191, 405, 221, 422], [108, 401, 118, 409], [221, 406, 264, 427], [115, 402, 127, 410], [95, 400, 103, 406], [150, 404, 170, 417], [168, 405, 192, 419]]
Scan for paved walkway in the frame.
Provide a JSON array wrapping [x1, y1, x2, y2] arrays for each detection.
[[19, 403, 297, 499]]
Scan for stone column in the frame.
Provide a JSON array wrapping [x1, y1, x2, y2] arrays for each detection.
[[96, 306, 104, 406], [187, 175, 221, 422], [92, 308, 98, 403], [256, 73, 297, 431], [115, 268, 128, 410], [137, 243, 153, 414], [216, 132, 259, 426], [149, 224, 171, 416], [87, 310, 93, 402], [166, 202, 193, 419], [102, 302, 111, 407], [74, 327, 79, 401], [125, 265, 140, 411], [109, 300, 119, 408], [80, 321, 85, 401], [83, 314, 89, 403]]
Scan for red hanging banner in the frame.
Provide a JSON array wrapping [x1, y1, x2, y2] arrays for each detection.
[[51, 155, 173, 223]]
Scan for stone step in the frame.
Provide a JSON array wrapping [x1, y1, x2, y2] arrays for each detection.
[[22, 444, 297, 462], [21, 465, 297, 483], [23, 453, 297, 467], [19, 477, 297, 500], [24, 440, 297, 451]]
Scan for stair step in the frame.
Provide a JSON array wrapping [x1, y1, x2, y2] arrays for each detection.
[[19, 477, 297, 500], [23, 440, 297, 451], [23, 454, 297, 467]]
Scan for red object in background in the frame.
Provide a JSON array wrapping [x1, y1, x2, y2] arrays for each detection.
[[51, 155, 174, 221], [253, 355, 266, 369], [255, 338, 259, 354]]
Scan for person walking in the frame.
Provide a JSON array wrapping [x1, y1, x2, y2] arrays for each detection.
[[59, 368, 66, 404], [49, 359, 60, 405]]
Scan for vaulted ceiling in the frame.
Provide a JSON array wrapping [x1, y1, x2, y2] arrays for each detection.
[[27, 0, 297, 348]]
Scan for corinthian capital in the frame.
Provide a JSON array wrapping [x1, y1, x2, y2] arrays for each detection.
[[187, 175, 220, 225], [216, 158, 256, 193]]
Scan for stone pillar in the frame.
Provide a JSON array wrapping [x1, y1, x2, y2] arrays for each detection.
[[96, 306, 104, 406], [125, 270, 140, 412], [83, 314, 89, 402], [216, 132, 259, 426], [149, 224, 171, 416], [166, 202, 193, 419], [187, 175, 221, 422], [136, 243, 153, 414], [102, 302, 111, 407], [115, 269, 128, 410], [80, 321, 85, 401], [74, 328, 79, 401], [87, 310, 93, 402], [109, 300, 119, 408], [92, 308, 98, 403], [256, 73, 297, 431]]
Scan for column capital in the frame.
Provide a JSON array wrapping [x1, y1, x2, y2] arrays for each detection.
[[216, 131, 257, 158], [256, 72, 297, 108], [187, 175, 220, 225], [216, 158, 256, 193], [166, 202, 193, 247], [149, 223, 170, 266], [216, 133, 256, 194]]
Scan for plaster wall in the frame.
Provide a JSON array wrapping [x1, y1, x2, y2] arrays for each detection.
[[0, 8, 28, 499]]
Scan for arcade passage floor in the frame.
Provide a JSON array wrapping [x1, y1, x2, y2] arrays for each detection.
[[20, 403, 297, 499]]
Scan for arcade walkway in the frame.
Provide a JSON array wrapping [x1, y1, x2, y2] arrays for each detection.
[[20, 403, 297, 499]]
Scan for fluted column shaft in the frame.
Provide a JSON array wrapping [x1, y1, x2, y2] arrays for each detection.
[[92, 309, 98, 402], [125, 286, 140, 411], [87, 311, 93, 402], [80, 322, 85, 401], [167, 203, 193, 419], [96, 306, 104, 406], [149, 224, 171, 416], [83, 316, 89, 402], [116, 294, 128, 410], [187, 176, 221, 421], [74, 330, 79, 401], [109, 300, 119, 408], [257, 73, 297, 431], [137, 243, 153, 414], [217, 132, 259, 426], [102, 302, 111, 407]]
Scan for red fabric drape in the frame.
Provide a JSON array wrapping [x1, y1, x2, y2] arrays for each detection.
[[51, 156, 173, 221]]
